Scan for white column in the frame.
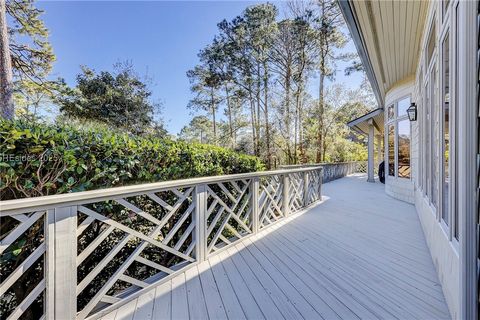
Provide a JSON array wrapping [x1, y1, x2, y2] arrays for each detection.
[[250, 177, 259, 234], [45, 206, 77, 320], [367, 120, 375, 182], [195, 185, 207, 262], [377, 135, 383, 166], [458, 1, 478, 318]]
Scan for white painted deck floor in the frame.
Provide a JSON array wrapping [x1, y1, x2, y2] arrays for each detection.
[[101, 174, 450, 320]]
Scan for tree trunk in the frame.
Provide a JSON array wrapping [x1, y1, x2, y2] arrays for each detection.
[[294, 92, 299, 164], [248, 86, 258, 156], [256, 65, 262, 150], [284, 68, 292, 164], [316, 72, 325, 163], [210, 88, 217, 145], [263, 62, 272, 169], [224, 83, 234, 148], [0, 0, 14, 119]]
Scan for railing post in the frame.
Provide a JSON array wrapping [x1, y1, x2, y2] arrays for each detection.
[[250, 177, 260, 234], [45, 206, 77, 320], [318, 168, 323, 201], [195, 184, 207, 262], [282, 174, 290, 217], [303, 171, 309, 207]]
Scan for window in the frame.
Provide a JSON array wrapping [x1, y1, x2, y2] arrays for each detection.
[[441, 32, 450, 225], [397, 97, 410, 117], [418, 68, 424, 190], [388, 124, 395, 176], [387, 104, 395, 120], [385, 96, 410, 179], [398, 120, 411, 178], [430, 66, 438, 209], [425, 78, 431, 198], [453, 3, 459, 240]]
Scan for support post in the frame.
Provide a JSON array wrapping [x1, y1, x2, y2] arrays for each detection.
[[45, 206, 77, 320], [458, 1, 479, 318], [195, 184, 207, 262], [282, 174, 290, 217], [376, 134, 383, 169], [367, 120, 375, 182], [250, 177, 260, 234], [303, 171, 309, 207]]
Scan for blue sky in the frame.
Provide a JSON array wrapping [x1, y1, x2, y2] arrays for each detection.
[[37, 1, 362, 134]]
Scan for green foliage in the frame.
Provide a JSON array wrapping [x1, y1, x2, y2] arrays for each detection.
[[0, 119, 264, 200], [57, 63, 162, 135]]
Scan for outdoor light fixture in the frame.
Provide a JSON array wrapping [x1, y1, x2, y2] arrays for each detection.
[[407, 103, 417, 121]]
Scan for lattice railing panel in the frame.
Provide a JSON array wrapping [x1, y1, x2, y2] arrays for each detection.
[[306, 170, 322, 205], [1, 167, 324, 320], [288, 173, 304, 213], [258, 175, 284, 229], [206, 180, 252, 255], [0, 211, 46, 320], [75, 187, 196, 319]]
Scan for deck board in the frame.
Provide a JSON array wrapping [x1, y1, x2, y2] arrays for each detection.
[[103, 175, 451, 320]]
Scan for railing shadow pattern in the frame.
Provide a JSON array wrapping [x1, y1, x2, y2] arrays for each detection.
[[0, 167, 322, 320]]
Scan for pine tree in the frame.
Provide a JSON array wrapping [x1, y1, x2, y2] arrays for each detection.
[[0, 0, 56, 119]]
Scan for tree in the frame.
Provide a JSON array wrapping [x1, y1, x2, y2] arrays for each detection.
[[0, 0, 14, 119], [303, 83, 372, 162], [0, 0, 56, 118], [178, 115, 214, 144], [314, 0, 348, 162], [244, 3, 278, 168], [217, 16, 261, 155], [269, 19, 296, 163], [186, 60, 223, 145], [184, 1, 374, 166], [58, 63, 162, 134], [6, 0, 55, 83], [196, 39, 237, 148], [14, 78, 65, 122]]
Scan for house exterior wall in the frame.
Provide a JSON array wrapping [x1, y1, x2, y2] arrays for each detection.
[[383, 66, 460, 319], [340, 0, 478, 315], [379, 1, 478, 317]]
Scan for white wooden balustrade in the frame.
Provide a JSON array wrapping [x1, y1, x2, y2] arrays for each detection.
[[0, 166, 322, 320]]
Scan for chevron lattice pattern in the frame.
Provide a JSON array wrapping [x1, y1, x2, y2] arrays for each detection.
[[258, 175, 284, 229], [206, 180, 252, 255], [75, 187, 196, 319]]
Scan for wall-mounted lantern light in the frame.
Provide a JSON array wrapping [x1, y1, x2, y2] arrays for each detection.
[[407, 103, 417, 121]]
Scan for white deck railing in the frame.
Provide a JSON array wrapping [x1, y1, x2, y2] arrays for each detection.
[[0, 166, 323, 320], [280, 161, 369, 182]]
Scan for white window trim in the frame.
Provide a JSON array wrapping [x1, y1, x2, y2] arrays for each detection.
[[385, 95, 412, 180]]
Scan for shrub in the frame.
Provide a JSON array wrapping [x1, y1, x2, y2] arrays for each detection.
[[0, 120, 264, 200]]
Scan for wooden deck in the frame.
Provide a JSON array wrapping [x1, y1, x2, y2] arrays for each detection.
[[100, 174, 450, 320]]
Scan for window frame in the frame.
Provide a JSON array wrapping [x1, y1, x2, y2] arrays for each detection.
[[418, 0, 460, 245], [385, 95, 412, 180], [439, 26, 451, 230]]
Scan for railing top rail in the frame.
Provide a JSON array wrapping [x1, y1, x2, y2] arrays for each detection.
[[0, 166, 322, 216], [279, 161, 366, 168]]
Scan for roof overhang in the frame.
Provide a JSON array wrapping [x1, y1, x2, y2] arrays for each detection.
[[338, 0, 429, 106], [347, 107, 384, 136]]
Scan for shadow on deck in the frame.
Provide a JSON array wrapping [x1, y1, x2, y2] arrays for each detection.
[[101, 174, 450, 320]]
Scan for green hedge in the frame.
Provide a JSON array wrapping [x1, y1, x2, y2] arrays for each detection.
[[0, 120, 264, 200]]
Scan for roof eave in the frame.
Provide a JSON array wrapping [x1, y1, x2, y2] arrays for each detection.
[[338, 0, 384, 108]]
